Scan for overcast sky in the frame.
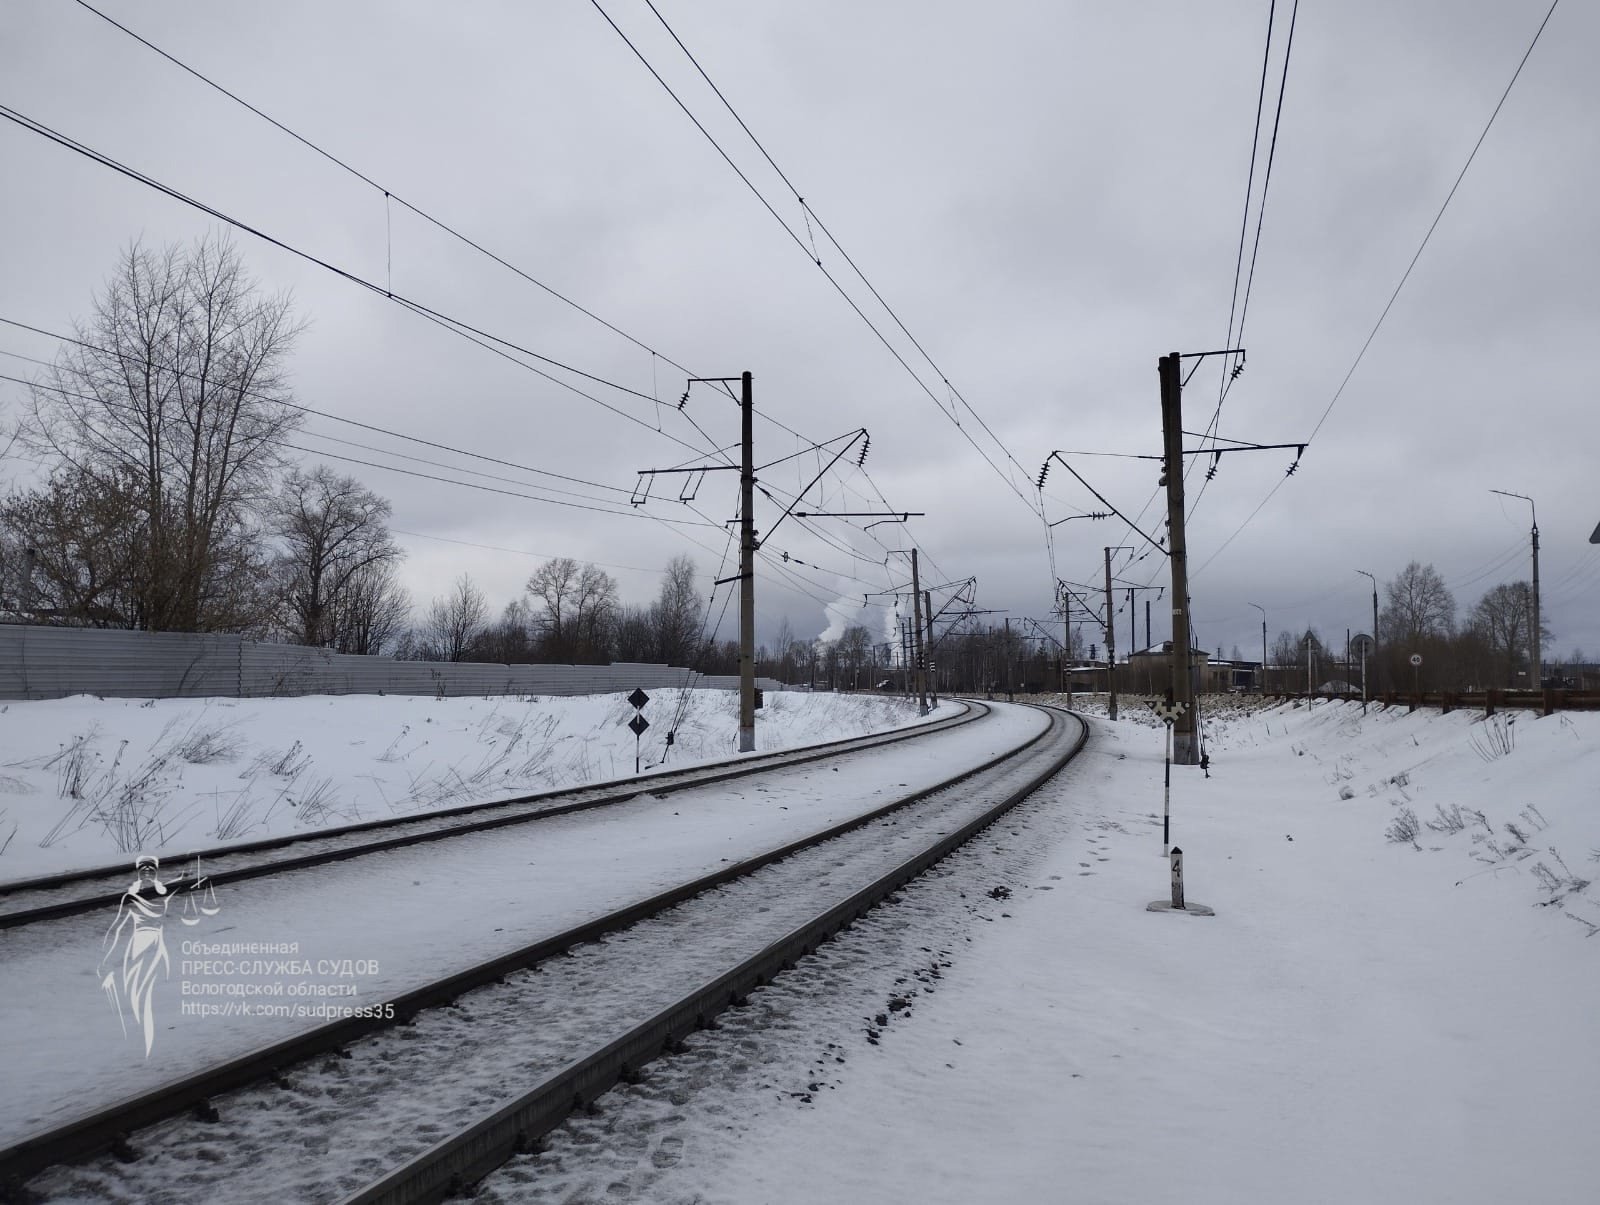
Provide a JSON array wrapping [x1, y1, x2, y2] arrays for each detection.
[[3, 0, 1596, 663]]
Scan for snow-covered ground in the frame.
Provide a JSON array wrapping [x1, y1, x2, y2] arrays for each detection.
[[0, 694, 999, 1149], [0, 689, 927, 881], [478, 697, 1600, 1204]]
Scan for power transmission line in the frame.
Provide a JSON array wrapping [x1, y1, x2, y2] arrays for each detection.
[[591, 0, 1043, 518], [0, 104, 716, 435], [68, 0, 929, 553], [0, 329, 632, 499], [1192, 0, 1562, 578]]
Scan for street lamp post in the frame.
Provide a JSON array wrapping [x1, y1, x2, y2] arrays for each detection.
[[1356, 570, 1378, 695], [1248, 603, 1266, 696], [1490, 490, 1540, 690]]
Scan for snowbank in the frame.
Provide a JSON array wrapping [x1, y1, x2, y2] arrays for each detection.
[[0, 689, 930, 881]]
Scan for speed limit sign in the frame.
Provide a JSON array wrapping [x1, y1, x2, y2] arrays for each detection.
[[1409, 653, 1423, 667]]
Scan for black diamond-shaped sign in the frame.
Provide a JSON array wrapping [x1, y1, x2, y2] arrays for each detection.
[[628, 714, 650, 737], [627, 688, 650, 710]]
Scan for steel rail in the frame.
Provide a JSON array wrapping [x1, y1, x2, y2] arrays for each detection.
[[0, 702, 1063, 1193], [0, 701, 981, 930], [343, 705, 1086, 1204]]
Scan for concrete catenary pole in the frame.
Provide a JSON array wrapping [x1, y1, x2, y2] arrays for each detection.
[[911, 549, 928, 716], [1159, 353, 1197, 762], [1061, 589, 1074, 709], [1530, 510, 1542, 688], [1104, 546, 1118, 720], [738, 371, 756, 752], [924, 589, 938, 710]]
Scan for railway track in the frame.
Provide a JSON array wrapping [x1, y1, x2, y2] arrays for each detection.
[[1, 703, 1084, 1203], [0, 700, 981, 930]]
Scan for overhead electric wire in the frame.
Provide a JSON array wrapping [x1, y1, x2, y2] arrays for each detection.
[[0, 323, 634, 497], [1187, 0, 1300, 526], [68, 0, 713, 381], [640, 0, 1041, 500], [387, 529, 666, 576], [1229, 0, 1299, 396], [592, 0, 1043, 519], [1212, 0, 1278, 421], [38, 4, 935, 621], [0, 370, 733, 533], [70, 0, 925, 543], [1307, 0, 1560, 446], [1192, 0, 1562, 578], [0, 105, 705, 429]]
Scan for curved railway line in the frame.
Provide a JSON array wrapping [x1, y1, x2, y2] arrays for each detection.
[[0, 701, 983, 930], [1, 702, 1087, 1204]]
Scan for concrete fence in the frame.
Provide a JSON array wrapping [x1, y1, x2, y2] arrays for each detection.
[[0, 624, 788, 702]]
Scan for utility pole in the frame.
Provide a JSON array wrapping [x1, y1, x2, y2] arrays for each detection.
[[1491, 491, 1541, 689], [1061, 589, 1073, 708], [635, 372, 759, 753], [924, 589, 938, 710], [1145, 598, 1152, 653], [911, 549, 928, 715], [1356, 570, 1378, 695], [1249, 602, 1266, 695], [1004, 616, 1014, 701], [736, 372, 756, 751], [1158, 352, 1197, 762], [1103, 546, 1118, 720]]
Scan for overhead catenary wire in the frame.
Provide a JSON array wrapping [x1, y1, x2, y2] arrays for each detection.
[[1188, 0, 1300, 525], [0, 106, 717, 433], [0, 337, 636, 503], [31, 4, 954, 631], [641, 0, 1042, 496], [593, 0, 1043, 519], [1191, 0, 1562, 579], [68, 0, 930, 559], [1, 369, 735, 532]]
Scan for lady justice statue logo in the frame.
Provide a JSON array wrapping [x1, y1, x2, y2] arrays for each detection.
[[98, 854, 219, 1056]]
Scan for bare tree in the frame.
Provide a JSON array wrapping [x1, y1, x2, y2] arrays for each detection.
[[273, 467, 403, 648], [336, 559, 410, 655], [418, 574, 487, 662], [611, 604, 655, 662], [0, 471, 143, 624], [525, 557, 619, 663], [837, 624, 872, 688], [1381, 561, 1455, 647], [20, 235, 302, 631], [651, 554, 703, 666], [771, 616, 797, 681], [1469, 581, 1551, 687], [473, 597, 537, 663]]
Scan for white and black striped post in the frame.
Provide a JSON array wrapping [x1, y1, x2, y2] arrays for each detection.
[[1163, 717, 1172, 856], [1148, 697, 1187, 856]]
